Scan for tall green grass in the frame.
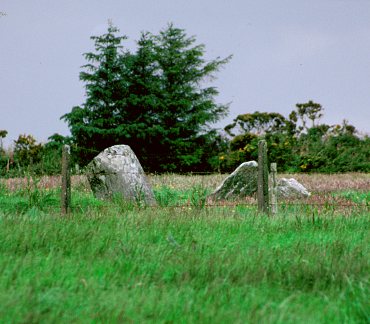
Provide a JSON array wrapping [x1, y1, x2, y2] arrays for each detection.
[[336, 190, 370, 205], [0, 184, 368, 323]]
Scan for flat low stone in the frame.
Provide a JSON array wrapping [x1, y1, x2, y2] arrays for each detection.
[[209, 161, 258, 200], [277, 178, 310, 199], [86, 145, 156, 206]]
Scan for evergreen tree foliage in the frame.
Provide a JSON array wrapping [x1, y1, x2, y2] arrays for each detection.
[[62, 23, 130, 163], [62, 23, 231, 172], [41, 134, 71, 175]]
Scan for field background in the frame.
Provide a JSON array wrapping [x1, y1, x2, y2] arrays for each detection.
[[2, 172, 369, 190], [0, 173, 369, 323]]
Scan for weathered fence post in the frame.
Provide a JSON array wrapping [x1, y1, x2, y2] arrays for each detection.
[[61, 145, 71, 215], [270, 162, 278, 215], [258, 140, 269, 214]]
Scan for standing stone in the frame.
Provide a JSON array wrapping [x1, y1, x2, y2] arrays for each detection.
[[209, 161, 258, 200], [277, 178, 310, 199], [86, 145, 156, 205]]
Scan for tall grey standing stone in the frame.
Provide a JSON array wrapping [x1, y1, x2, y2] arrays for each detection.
[[86, 145, 156, 206], [277, 178, 310, 199], [209, 161, 258, 200]]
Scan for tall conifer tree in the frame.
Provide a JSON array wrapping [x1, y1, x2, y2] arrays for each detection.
[[62, 23, 231, 171]]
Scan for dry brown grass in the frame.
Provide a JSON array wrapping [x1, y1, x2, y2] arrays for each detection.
[[1, 173, 369, 193], [279, 173, 370, 193], [150, 172, 370, 193], [0, 175, 89, 192], [149, 173, 226, 191]]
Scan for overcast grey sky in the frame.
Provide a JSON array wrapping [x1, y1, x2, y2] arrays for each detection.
[[1, 0, 369, 147]]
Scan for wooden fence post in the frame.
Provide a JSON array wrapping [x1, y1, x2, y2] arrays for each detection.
[[258, 140, 269, 214], [61, 145, 71, 215], [270, 162, 278, 215]]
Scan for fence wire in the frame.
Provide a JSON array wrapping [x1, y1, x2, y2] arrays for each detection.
[[1, 170, 368, 212]]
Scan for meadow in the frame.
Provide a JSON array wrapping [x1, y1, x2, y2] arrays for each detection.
[[0, 173, 369, 323]]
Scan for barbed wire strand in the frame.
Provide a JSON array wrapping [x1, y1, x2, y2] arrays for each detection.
[[70, 200, 369, 210]]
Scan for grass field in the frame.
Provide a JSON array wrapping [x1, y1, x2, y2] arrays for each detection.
[[0, 173, 369, 323]]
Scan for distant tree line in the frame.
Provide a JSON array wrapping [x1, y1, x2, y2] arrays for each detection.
[[221, 101, 369, 173], [0, 24, 369, 176], [1, 105, 368, 176], [0, 133, 68, 177]]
